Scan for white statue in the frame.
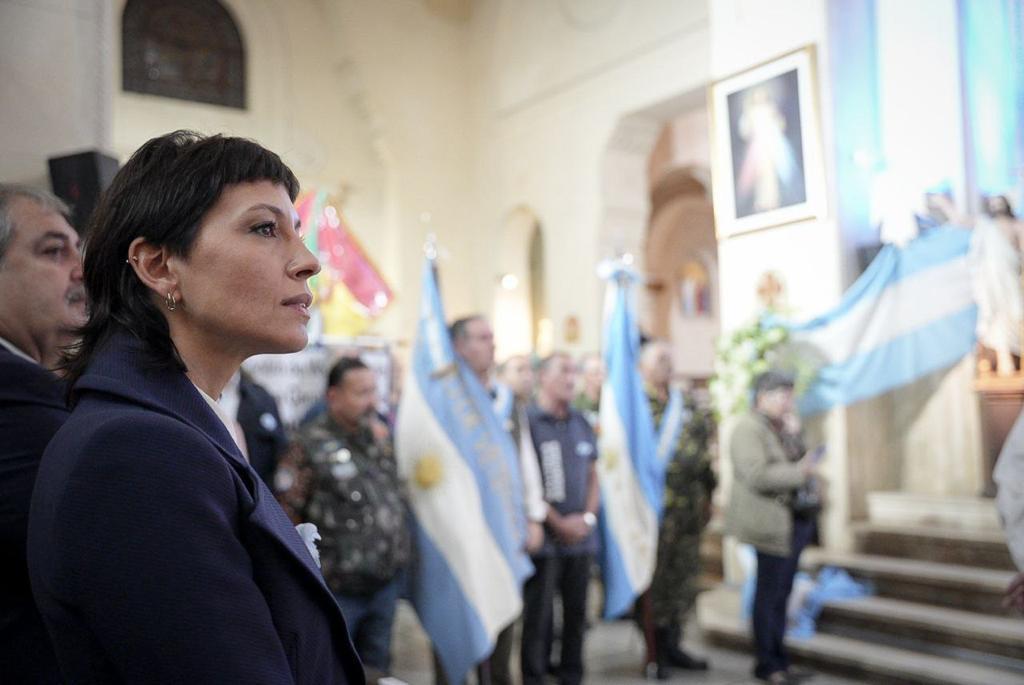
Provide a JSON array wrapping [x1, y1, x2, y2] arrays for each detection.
[[970, 196, 1024, 376]]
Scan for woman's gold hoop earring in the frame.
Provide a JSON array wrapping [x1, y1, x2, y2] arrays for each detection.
[[165, 292, 177, 311]]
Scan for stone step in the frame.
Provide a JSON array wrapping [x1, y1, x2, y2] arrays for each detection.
[[817, 595, 1024, 664], [697, 587, 1024, 685], [866, 492, 1002, 531], [802, 549, 1016, 616], [854, 522, 1015, 570]]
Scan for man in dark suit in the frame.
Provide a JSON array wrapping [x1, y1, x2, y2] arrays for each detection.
[[0, 185, 85, 682], [219, 370, 290, 488]]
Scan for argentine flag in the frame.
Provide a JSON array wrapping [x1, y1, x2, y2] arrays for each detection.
[[776, 226, 977, 415], [395, 258, 533, 684], [596, 264, 665, 619]]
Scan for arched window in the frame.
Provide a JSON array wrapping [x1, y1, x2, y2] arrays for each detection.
[[122, 0, 246, 109]]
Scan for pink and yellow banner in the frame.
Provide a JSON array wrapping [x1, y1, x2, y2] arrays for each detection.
[[296, 190, 393, 337]]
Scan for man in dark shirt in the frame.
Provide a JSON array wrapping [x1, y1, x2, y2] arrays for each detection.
[[0, 185, 85, 683], [276, 357, 410, 683], [217, 369, 289, 488], [522, 352, 600, 685]]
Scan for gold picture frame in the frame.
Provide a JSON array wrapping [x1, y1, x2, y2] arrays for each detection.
[[710, 45, 825, 238]]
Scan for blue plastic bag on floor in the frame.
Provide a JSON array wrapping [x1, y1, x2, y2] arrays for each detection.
[[787, 566, 874, 639]]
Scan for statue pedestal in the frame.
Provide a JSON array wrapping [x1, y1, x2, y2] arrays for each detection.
[[974, 374, 1024, 497]]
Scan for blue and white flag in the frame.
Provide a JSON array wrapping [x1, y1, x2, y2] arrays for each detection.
[[395, 258, 532, 684], [654, 387, 689, 470], [596, 264, 665, 619], [492, 382, 515, 426], [774, 226, 977, 415]]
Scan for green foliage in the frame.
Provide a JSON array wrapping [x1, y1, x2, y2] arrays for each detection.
[[709, 318, 816, 419]]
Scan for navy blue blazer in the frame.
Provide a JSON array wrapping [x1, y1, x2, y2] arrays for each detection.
[[0, 345, 66, 683], [27, 331, 365, 684]]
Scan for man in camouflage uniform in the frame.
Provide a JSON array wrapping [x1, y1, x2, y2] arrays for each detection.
[[572, 352, 603, 429], [277, 356, 411, 683], [638, 341, 716, 679]]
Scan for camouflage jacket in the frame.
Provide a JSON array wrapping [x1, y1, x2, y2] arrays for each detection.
[[573, 392, 600, 431], [277, 414, 411, 597], [648, 387, 717, 525]]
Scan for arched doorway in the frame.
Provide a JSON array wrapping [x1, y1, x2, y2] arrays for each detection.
[[493, 205, 547, 360], [644, 164, 719, 380]]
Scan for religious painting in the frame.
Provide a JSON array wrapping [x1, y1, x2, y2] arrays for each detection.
[[677, 260, 712, 317], [710, 46, 824, 237]]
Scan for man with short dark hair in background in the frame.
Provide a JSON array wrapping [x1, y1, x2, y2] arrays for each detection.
[[522, 352, 600, 685], [496, 353, 546, 554], [0, 185, 85, 683], [276, 356, 410, 683]]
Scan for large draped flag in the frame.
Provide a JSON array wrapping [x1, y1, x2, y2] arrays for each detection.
[[596, 262, 665, 619], [296, 190, 392, 337], [772, 226, 977, 415], [395, 256, 532, 684]]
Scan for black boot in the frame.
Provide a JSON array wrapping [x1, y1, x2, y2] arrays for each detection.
[[660, 626, 709, 671], [644, 628, 671, 681], [643, 626, 675, 679], [643, 658, 670, 681]]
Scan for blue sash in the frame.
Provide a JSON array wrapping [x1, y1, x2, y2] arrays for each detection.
[[492, 383, 515, 425], [655, 387, 689, 468]]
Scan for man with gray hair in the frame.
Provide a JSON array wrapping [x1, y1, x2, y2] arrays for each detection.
[[0, 184, 85, 682]]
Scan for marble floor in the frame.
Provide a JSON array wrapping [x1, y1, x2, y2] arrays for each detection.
[[388, 602, 861, 685]]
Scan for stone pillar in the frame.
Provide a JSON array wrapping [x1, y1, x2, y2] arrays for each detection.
[[0, 0, 114, 185]]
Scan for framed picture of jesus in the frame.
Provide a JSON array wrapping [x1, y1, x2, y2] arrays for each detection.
[[710, 45, 825, 238]]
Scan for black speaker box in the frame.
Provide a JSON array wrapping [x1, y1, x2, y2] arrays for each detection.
[[48, 151, 119, 231]]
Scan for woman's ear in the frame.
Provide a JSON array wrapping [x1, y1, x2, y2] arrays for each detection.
[[127, 237, 180, 305]]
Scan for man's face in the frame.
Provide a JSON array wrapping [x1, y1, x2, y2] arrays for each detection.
[[642, 346, 673, 387], [0, 198, 85, 364], [327, 367, 378, 427], [454, 317, 495, 376], [757, 387, 794, 420], [581, 355, 604, 395], [501, 355, 534, 399], [540, 354, 577, 405]]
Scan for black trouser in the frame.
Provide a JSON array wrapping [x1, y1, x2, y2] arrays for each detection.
[[752, 517, 816, 678], [521, 554, 592, 685], [432, 621, 515, 685], [489, 621, 515, 685]]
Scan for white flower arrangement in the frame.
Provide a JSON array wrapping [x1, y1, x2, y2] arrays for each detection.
[[710, 319, 802, 419]]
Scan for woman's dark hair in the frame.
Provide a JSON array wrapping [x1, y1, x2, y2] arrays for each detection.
[[62, 130, 299, 399]]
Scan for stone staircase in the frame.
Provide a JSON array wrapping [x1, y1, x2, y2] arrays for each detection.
[[697, 494, 1024, 684]]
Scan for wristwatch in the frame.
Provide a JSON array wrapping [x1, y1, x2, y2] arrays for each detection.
[[582, 511, 597, 528]]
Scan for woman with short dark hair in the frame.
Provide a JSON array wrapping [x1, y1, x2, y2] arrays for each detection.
[[27, 131, 365, 684]]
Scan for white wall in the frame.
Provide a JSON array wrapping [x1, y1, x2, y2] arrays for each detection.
[[323, 0, 477, 341], [0, 0, 114, 185], [670, 108, 712, 172], [876, 0, 967, 211], [468, 0, 712, 353]]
